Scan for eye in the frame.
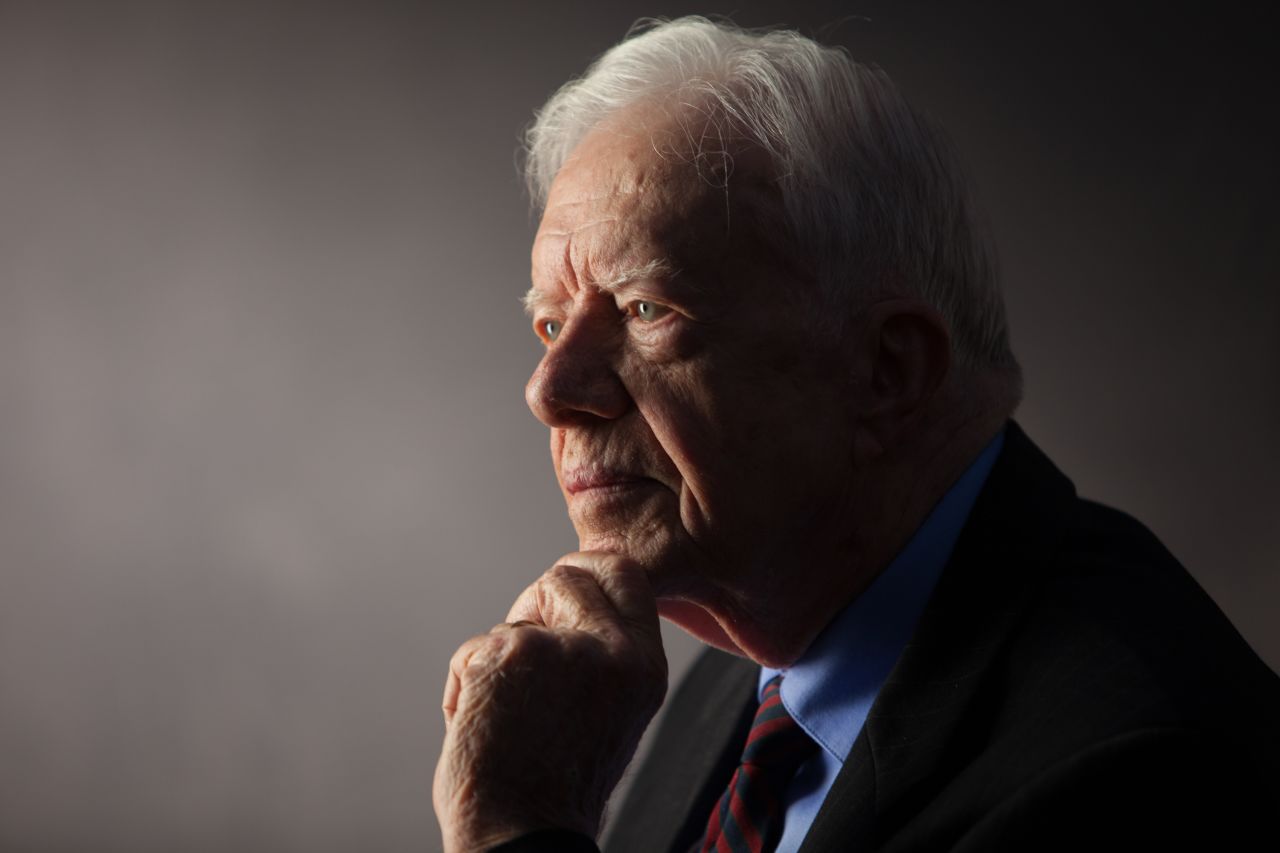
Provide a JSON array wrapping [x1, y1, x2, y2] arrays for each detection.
[[628, 300, 671, 322], [539, 319, 561, 343]]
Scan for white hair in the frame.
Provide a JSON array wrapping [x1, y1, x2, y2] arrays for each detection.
[[523, 16, 1020, 377]]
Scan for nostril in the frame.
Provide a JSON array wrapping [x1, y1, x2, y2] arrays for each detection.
[[552, 406, 607, 428], [525, 339, 632, 426]]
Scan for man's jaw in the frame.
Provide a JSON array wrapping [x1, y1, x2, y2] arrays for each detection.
[[657, 593, 808, 669], [656, 597, 747, 657]]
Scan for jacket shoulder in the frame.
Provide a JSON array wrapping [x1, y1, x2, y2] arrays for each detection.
[[1004, 495, 1279, 733], [875, 428, 1280, 851], [908, 495, 1280, 848]]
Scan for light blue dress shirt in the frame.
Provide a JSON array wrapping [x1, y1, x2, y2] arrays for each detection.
[[759, 429, 1005, 853]]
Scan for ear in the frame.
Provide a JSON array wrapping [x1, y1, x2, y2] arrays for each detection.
[[852, 298, 952, 457]]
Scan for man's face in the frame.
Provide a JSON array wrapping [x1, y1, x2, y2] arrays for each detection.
[[524, 111, 861, 658]]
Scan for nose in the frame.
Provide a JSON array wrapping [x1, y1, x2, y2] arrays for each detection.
[[525, 317, 631, 427]]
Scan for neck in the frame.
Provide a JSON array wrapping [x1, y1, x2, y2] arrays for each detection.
[[738, 403, 1009, 668], [859, 409, 1006, 587]]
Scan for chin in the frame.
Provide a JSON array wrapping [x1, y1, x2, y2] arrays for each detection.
[[576, 524, 687, 587]]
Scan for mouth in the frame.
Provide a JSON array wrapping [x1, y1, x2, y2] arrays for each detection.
[[562, 468, 658, 496]]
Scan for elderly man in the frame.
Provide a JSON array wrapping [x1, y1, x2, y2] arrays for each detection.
[[434, 18, 1280, 853]]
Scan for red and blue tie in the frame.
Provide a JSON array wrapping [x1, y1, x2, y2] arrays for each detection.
[[701, 675, 818, 852]]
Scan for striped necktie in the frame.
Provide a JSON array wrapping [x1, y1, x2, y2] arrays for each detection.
[[701, 675, 818, 853]]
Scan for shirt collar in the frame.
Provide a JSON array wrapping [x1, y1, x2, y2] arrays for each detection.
[[759, 427, 1006, 762]]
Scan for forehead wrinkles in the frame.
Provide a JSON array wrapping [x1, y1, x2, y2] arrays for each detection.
[[534, 177, 661, 296], [534, 216, 617, 288], [532, 220, 624, 300]]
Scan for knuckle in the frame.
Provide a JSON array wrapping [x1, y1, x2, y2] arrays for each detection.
[[533, 580, 558, 623], [545, 562, 589, 585], [502, 624, 547, 657], [546, 561, 575, 578], [453, 634, 502, 674], [447, 637, 479, 671], [533, 572, 585, 625]]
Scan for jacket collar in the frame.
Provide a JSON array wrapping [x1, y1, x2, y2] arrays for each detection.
[[799, 420, 1078, 851]]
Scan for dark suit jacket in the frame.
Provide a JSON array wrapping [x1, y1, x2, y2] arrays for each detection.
[[500, 423, 1280, 852]]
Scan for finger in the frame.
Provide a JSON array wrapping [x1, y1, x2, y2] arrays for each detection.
[[562, 551, 661, 640], [538, 554, 668, 687], [442, 633, 502, 727], [506, 555, 663, 652], [506, 562, 625, 640], [524, 552, 660, 645]]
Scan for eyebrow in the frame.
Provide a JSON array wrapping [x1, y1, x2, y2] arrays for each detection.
[[522, 257, 681, 317]]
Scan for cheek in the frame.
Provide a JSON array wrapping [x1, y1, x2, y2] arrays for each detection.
[[678, 360, 850, 500], [623, 331, 849, 506], [637, 364, 769, 529], [550, 430, 567, 482], [633, 322, 703, 363], [634, 363, 719, 463]]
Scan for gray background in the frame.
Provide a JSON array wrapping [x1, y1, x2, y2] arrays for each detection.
[[1, 1, 1275, 851]]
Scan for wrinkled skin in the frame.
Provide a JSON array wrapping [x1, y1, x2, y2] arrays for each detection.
[[434, 104, 970, 851], [433, 553, 666, 850], [521, 111, 873, 667]]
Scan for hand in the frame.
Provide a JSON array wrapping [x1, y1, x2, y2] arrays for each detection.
[[433, 552, 668, 853]]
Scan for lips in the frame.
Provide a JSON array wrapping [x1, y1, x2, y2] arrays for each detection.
[[562, 467, 656, 495]]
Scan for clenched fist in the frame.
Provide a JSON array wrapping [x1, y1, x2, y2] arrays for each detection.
[[433, 553, 668, 852]]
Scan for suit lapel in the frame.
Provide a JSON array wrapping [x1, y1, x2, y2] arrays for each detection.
[[603, 647, 758, 853], [800, 421, 1078, 850]]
